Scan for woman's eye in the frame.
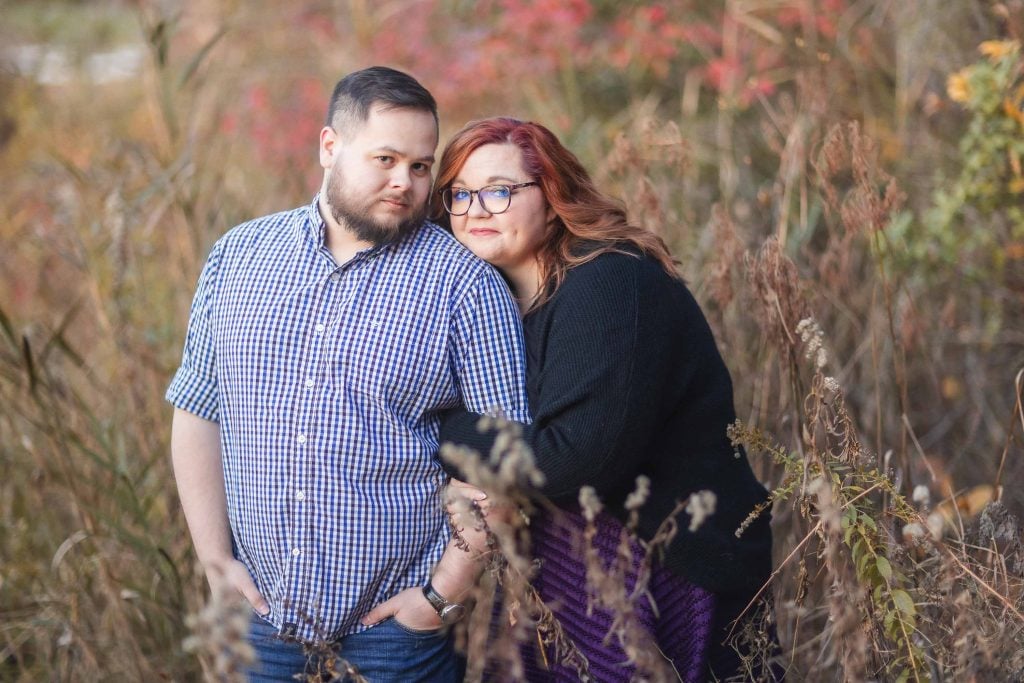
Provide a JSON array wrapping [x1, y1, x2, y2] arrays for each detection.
[[486, 186, 511, 199], [452, 188, 471, 201]]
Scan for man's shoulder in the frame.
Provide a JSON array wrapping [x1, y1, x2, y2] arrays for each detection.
[[217, 205, 306, 251], [398, 221, 491, 275]]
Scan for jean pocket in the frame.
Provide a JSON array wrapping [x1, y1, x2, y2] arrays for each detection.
[[387, 616, 446, 638]]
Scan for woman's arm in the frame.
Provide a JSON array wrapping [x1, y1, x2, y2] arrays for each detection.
[[441, 253, 664, 503]]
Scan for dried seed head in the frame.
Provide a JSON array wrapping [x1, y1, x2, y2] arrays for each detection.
[[912, 485, 931, 507], [685, 490, 717, 532], [579, 486, 603, 522], [624, 475, 651, 511]]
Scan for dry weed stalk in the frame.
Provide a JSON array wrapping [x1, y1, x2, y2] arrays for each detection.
[[442, 415, 590, 682], [706, 205, 746, 312], [733, 272, 1024, 680], [745, 238, 812, 363], [182, 582, 255, 682], [577, 478, 698, 682], [600, 114, 689, 240]]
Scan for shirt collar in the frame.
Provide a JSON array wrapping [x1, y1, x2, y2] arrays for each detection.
[[302, 193, 400, 264]]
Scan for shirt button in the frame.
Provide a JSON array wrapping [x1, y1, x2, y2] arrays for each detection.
[[296, 434, 307, 445], [304, 378, 315, 388], [314, 324, 325, 334], [330, 272, 341, 282], [296, 491, 305, 501], [292, 547, 301, 556]]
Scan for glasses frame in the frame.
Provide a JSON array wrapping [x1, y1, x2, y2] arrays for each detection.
[[439, 181, 539, 216]]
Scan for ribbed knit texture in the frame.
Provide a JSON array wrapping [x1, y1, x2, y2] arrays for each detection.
[[520, 507, 715, 683]]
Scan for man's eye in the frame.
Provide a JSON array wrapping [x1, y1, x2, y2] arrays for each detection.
[[376, 156, 394, 164], [412, 163, 431, 174]]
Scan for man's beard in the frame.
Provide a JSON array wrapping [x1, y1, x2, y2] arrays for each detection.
[[325, 167, 426, 246]]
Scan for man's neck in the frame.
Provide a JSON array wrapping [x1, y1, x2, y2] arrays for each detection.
[[318, 194, 374, 266]]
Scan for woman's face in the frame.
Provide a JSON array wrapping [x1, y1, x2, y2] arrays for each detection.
[[448, 143, 552, 274]]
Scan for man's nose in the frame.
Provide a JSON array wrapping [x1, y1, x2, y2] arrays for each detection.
[[389, 166, 412, 190]]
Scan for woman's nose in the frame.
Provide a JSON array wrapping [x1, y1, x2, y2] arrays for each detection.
[[467, 192, 492, 217]]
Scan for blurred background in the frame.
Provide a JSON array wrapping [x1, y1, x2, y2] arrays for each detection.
[[1, 0, 1022, 680]]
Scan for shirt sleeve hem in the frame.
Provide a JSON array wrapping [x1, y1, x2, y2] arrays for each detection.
[[165, 366, 219, 422]]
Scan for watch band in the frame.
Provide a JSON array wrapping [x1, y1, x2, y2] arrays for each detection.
[[422, 581, 466, 625]]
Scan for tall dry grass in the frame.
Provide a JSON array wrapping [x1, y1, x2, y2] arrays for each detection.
[[2, 1, 1023, 681]]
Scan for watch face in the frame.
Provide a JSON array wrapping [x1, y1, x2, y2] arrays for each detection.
[[440, 603, 466, 625]]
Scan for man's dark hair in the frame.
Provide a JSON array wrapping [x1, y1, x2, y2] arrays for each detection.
[[325, 66, 438, 137]]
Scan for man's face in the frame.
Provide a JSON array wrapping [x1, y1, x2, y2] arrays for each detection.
[[320, 105, 438, 245]]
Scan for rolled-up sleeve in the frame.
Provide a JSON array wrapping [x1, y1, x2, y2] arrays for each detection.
[[165, 239, 223, 422], [449, 267, 530, 424]]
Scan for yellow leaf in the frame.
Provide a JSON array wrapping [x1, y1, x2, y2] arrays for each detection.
[[1004, 97, 1024, 127], [946, 69, 972, 104], [934, 484, 995, 527], [978, 39, 1020, 62], [941, 376, 963, 399]]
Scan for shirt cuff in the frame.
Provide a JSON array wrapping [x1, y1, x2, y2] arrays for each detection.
[[165, 366, 219, 422]]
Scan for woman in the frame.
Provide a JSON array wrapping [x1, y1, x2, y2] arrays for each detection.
[[434, 118, 775, 681]]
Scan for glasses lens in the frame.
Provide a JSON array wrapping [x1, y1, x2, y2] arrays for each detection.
[[479, 185, 512, 214], [444, 187, 472, 215]]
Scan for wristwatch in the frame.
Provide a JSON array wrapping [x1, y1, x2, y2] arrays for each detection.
[[422, 580, 466, 625]]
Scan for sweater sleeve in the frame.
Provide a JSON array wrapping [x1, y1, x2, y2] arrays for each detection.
[[440, 254, 652, 502]]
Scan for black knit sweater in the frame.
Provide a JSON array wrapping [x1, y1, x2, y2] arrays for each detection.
[[439, 250, 772, 597]]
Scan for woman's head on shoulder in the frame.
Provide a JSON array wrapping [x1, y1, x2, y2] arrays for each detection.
[[433, 117, 677, 310]]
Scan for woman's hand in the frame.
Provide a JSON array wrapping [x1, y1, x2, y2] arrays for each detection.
[[445, 478, 489, 514], [445, 478, 520, 534]]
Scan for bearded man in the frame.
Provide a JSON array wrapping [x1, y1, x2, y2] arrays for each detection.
[[166, 66, 528, 681]]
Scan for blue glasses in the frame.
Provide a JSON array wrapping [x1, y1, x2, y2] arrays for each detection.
[[439, 182, 538, 216]]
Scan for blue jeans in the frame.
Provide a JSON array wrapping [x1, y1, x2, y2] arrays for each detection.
[[246, 615, 464, 682]]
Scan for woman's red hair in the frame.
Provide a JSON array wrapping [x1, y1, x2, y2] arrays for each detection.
[[432, 117, 679, 311]]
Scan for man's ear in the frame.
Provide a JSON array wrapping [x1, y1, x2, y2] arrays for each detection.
[[319, 126, 339, 170]]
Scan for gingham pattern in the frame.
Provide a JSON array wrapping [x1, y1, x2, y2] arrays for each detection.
[[167, 197, 529, 642]]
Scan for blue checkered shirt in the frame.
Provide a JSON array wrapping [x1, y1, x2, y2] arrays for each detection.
[[166, 197, 529, 642]]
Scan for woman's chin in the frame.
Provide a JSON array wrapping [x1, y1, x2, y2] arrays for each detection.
[[462, 243, 503, 268]]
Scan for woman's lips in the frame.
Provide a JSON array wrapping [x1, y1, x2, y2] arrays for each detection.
[[468, 228, 499, 236]]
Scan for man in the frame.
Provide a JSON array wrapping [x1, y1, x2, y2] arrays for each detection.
[[167, 66, 529, 681]]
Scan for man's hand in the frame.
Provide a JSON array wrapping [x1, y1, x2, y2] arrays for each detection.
[[171, 410, 271, 613], [361, 587, 442, 631], [207, 557, 270, 615]]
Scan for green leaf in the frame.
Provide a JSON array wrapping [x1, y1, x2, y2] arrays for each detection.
[[857, 549, 873, 576], [892, 589, 916, 617], [876, 556, 893, 582]]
